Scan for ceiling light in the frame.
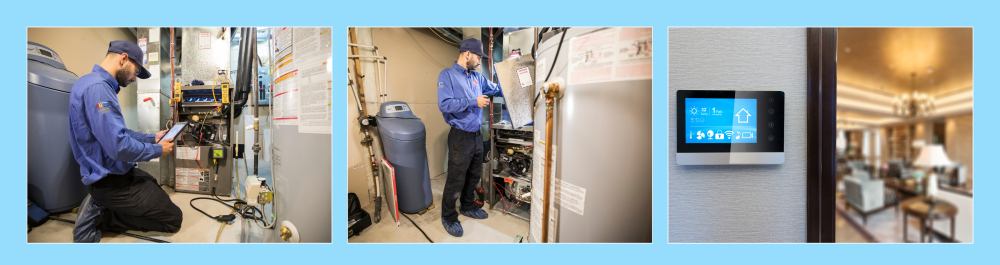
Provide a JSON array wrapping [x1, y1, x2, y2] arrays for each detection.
[[893, 72, 935, 119]]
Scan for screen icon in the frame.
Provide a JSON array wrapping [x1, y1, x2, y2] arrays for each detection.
[[736, 108, 751, 123]]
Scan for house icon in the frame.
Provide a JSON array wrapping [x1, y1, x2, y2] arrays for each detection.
[[735, 108, 751, 123]]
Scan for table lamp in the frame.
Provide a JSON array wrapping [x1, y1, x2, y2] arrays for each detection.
[[912, 144, 952, 201]]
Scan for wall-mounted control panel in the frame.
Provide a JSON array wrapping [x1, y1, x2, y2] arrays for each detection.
[[676, 90, 784, 165]]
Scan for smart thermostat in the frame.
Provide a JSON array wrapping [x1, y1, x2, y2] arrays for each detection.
[[676, 90, 784, 165]]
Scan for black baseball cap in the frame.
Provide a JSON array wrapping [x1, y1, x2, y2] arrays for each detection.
[[459, 38, 489, 59], [108, 40, 151, 79]]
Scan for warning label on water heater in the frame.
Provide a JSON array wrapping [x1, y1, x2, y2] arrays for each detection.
[[555, 179, 587, 216], [566, 27, 653, 85]]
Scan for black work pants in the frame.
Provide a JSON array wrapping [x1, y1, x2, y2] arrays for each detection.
[[441, 127, 484, 223], [90, 168, 183, 233]]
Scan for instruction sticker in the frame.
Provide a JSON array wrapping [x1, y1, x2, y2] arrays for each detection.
[[148, 28, 159, 42], [175, 168, 204, 191], [149, 65, 159, 79], [198, 32, 211, 49], [516, 67, 533, 87], [148, 52, 159, 62], [556, 179, 587, 216], [176, 147, 199, 160]]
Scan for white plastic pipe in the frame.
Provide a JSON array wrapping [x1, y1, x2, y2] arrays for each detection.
[[348, 43, 377, 49], [347, 55, 386, 59]]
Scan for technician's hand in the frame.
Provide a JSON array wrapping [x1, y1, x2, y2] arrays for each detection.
[[159, 138, 175, 156], [155, 129, 168, 142], [477, 95, 490, 108]]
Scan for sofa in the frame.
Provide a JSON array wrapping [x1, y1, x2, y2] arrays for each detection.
[[844, 171, 886, 225], [931, 187, 972, 242]]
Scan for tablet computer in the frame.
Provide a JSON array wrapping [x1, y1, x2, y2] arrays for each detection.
[[161, 122, 188, 142]]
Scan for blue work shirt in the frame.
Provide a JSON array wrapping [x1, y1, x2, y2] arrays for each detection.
[[69, 65, 162, 185], [437, 62, 503, 132]]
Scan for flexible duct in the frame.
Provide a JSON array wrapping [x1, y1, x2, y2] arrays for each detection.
[[432, 28, 463, 43]]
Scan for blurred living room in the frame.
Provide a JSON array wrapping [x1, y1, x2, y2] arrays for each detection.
[[835, 27, 972, 243]]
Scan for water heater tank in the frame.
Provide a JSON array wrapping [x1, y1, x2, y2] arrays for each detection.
[[376, 101, 433, 214], [27, 41, 88, 212]]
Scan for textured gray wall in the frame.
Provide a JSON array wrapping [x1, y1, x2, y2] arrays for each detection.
[[668, 28, 807, 243]]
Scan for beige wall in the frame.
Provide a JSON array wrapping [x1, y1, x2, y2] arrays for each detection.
[[946, 114, 973, 188], [28, 28, 140, 130], [347, 28, 459, 205]]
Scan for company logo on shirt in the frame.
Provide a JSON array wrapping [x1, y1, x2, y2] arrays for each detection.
[[473, 80, 478, 85], [438, 82, 444, 88], [96, 101, 111, 114]]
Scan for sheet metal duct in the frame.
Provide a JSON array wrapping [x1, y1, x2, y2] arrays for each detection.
[[494, 55, 536, 128]]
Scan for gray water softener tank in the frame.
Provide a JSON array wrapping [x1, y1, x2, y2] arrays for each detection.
[[27, 41, 88, 212], [376, 101, 433, 214]]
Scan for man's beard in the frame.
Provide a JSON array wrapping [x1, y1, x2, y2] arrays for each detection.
[[115, 68, 133, 87], [465, 60, 480, 72]]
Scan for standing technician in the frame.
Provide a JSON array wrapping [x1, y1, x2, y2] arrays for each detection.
[[69, 40, 182, 243], [437, 38, 503, 237]]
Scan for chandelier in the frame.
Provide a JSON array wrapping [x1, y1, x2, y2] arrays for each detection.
[[892, 72, 935, 119]]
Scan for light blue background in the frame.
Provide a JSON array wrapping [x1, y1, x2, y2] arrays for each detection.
[[685, 98, 757, 143], [3, 0, 996, 264]]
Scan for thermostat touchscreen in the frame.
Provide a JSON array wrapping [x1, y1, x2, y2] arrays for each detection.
[[684, 98, 756, 144]]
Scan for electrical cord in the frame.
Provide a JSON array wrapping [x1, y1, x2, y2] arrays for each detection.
[[533, 28, 568, 113], [400, 213, 433, 243], [48, 217, 171, 243]]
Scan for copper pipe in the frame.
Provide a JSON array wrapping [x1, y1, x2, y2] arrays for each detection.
[[541, 82, 560, 243]]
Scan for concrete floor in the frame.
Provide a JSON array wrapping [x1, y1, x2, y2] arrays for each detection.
[[28, 185, 251, 243], [349, 174, 530, 243], [30, 153, 274, 243]]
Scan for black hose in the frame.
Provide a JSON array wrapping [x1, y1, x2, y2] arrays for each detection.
[[232, 27, 255, 117], [400, 213, 433, 243], [49, 217, 171, 243], [533, 28, 568, 112]]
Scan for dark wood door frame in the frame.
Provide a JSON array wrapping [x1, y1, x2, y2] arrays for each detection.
[[806, 28, 838, 243]]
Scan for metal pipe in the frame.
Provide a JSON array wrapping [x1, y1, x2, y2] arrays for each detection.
[[250, 27, 260, 176], [382, 58, 388, 103], [371, 48, 381, 106], [540, 81, 561, 243], [348, 43, 376, 49]]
